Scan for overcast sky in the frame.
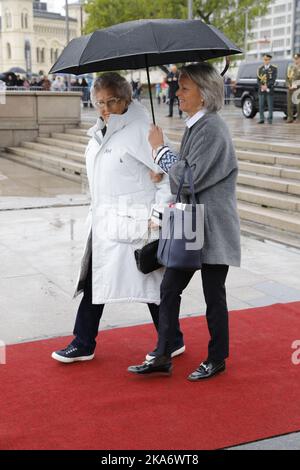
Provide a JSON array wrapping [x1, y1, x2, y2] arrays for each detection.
[[47, 1, 79, 14]]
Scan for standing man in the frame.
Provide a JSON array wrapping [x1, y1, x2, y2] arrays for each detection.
[[257, 54, 277, 124], [166, 65, 183, 118], [286, 53, 300, 123]]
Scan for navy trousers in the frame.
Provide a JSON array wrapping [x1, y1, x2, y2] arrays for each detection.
[[72, 255, 183, 353], [156, 264, 229, 363]]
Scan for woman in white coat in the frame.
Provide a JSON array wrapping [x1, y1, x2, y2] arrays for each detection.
[[52, 73, 184, 363]]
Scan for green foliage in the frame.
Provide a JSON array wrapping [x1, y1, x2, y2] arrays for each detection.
[[84, 0, 187, 32], [193, 0, 272, 50], [84, 0, 272, 55]]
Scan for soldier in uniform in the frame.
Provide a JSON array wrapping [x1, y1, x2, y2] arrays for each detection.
[[257, 53, 278, 124], [286, 53, 300, 123]]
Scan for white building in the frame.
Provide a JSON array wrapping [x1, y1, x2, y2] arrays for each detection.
[[246, 0, 299, 60], [293, 0, 300, 52], [0, 0, 88, 76]]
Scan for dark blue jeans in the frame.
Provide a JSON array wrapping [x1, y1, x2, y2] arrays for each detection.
[[72, 255, 183, 353]]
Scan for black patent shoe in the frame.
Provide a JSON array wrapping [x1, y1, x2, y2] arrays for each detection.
[[188, 360, 226, 381], [128, 355, 172, 375]]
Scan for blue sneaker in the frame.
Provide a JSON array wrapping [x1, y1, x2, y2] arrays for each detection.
[[51, 343, 94, 364], [145, 344, 185, 361]]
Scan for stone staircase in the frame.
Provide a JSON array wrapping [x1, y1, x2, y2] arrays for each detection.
[[234, 138, 300, 249], [1, 122, 300, 249], [1, 126, 89, 184]]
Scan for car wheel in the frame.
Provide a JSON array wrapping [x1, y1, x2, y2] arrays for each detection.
[[242, 96, 257, 118]]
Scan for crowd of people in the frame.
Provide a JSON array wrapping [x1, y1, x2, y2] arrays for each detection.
[[0, 73, 94, 106], [1, 66, 236, 112]]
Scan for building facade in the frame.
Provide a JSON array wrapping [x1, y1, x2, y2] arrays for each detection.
[[0, 0, 87, 76], [293, 0, 300, 53], [246, 0, 299, 61]]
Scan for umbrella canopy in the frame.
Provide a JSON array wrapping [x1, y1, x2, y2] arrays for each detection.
[[6, 67, 27, 74], [50, 18, 242, 75], [49, 18, 242, 123]]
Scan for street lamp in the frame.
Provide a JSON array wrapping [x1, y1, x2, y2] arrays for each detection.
[[65, 0, 70, 90], [188, 0, 193, 20], [244, 8, 249, 61], [65, 0, 70, 45]]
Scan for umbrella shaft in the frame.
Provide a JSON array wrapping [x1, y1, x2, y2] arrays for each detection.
[[145, 55, 156, 125]]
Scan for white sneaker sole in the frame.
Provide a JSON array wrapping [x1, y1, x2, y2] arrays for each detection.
[[51, 351, 95, 363], [145, 345, 185, 362]]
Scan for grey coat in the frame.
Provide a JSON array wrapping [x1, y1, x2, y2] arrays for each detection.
[[168, 112, 241, 267]]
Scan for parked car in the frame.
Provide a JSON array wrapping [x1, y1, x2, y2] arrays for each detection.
[[233, 59, 297, 118]]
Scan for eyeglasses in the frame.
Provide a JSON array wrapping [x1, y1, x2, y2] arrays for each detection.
[[94, 97, 121, 109]]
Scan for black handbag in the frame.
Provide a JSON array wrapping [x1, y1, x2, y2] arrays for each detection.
[[157, 160, 204, 271], [134, 239, 162, 274]]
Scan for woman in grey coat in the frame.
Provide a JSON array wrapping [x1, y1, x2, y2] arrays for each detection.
[[128, 62, 241, 380]]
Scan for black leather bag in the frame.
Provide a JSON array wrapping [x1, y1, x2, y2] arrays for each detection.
[[157, 161, 204, 271], [134, 239, 162, 274]]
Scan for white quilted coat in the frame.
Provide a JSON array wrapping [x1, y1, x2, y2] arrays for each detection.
[[73, 101, 174, 304]]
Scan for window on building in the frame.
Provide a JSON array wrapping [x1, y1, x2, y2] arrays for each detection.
[[273, 39, 285, 48], [260, 30, 271, 38], [7, 43, 11, 59], [5, 11, 12, 28], [21, 12, 29, 29], [273, 27, 285, 36], [261, 18, 271, 27], [273, 16, 285, 26], [41, 48, 45, 63], [50, 48, 54, 63], [55, 49, 59, 61], [274, 4, 286, 14], [37, 48, 40, 63]]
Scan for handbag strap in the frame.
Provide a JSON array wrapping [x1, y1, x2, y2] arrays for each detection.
[[175, 160, 197, 206]]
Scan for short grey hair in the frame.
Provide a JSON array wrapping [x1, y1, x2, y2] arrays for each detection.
[[180, 62, 224, 112], [91, 72, 132, 107]]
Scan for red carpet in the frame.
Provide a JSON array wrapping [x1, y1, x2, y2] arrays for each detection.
[[1, 301, 300, 450]]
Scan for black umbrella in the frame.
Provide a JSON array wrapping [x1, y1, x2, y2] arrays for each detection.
[[50, 19, 242, 123], [6, 67, 27, 74]]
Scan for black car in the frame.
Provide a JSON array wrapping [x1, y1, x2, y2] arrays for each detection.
[[233, 59, 296, 118]]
